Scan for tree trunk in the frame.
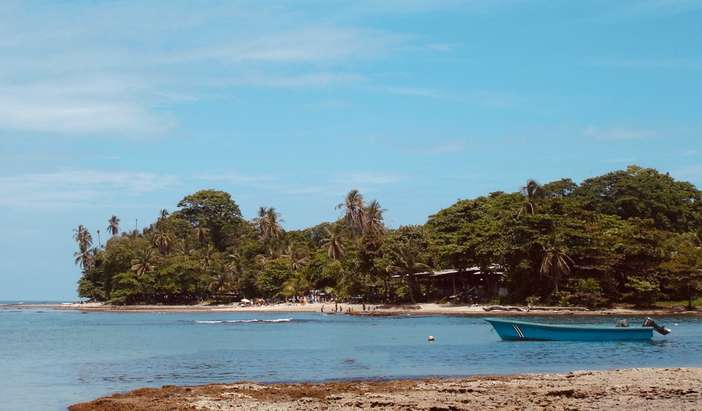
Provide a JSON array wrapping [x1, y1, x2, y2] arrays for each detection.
[[405, 275, 416, 303]]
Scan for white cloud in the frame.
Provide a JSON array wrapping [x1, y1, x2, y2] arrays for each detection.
[[0, 170, 178, 208], [589, 57, 702, 70], [0, 3, 410, 137], [426, 141, 466, 154], [336, 172, 402, 185], [385, 86, 443, 99], [195, 172, 275, 186], [209, 72, 366, 88], [196, 170, 402, 197], [159, 27, 400, 65], [583, 126, 658, 141]]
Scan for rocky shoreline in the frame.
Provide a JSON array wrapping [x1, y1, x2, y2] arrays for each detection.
[[69, 368, 702, 410]]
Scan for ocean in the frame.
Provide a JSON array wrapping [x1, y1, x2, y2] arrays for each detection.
[[1, 306, 701, 410]]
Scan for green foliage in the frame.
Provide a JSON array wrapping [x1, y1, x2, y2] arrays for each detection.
[[561, 278, 609, 308], [73, 166, 702, 307], [624, 276, 662, 307]]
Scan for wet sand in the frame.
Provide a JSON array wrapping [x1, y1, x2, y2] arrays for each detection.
[[69, 368, 702, 410], [12, 302, 701, 317]]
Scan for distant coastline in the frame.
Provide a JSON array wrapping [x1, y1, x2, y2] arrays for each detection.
[[9, 302, 702, 317]]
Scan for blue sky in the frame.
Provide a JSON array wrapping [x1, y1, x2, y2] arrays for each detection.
[[1, 0, 701, 300]]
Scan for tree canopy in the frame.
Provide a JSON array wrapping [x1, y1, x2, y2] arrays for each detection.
[[74, 167, 702, 308]]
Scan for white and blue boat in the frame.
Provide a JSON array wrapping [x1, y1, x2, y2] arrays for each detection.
[[484, 317, 670, 341]]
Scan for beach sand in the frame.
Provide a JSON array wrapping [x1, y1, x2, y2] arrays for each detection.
[[29, 301, 701, 317], [69, 368, 702, 410], [16, 303, 702, 317]]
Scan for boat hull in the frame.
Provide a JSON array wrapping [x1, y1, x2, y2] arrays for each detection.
[[485, 318, 654, 341]]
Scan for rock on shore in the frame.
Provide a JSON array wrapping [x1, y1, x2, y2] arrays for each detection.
[[69, 368, 701, 411]]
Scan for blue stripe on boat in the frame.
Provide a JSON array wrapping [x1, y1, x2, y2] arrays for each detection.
[[484, 318, 654, 341]]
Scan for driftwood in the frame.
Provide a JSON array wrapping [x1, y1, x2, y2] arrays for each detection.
[[482, 305, 590, 312], [483, 305, 525, 312], [528, 306, 589, 312]]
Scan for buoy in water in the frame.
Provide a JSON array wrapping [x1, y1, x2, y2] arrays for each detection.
[[427, 335, 435, 342]]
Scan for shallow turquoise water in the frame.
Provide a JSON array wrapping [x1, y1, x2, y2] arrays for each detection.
[[1, 308, 701, 410]]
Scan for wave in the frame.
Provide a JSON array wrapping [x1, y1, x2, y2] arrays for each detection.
[[195, 318, 293, 324]]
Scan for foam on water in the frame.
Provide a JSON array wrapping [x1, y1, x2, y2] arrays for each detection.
[[195, 318, 293, 324]]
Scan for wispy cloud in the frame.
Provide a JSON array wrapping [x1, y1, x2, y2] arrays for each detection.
[[384, 86, 443, 99], [336, 172, 402, 186], [195, 172, 275, 186], [158, 27, 401, 65], [0, 170, 178, 208], [426, 140, 466, 154], [583, 126, 658, 141], [589, 57, 702, 70], [0, 3, 410, 137], [600, 0, 702, 20], [196, 170, 402, 197]]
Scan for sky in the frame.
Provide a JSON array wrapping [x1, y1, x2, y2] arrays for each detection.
[[1, 0, 701, 300]]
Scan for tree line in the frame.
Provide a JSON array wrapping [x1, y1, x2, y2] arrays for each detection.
[[74, 165, 702, 308]]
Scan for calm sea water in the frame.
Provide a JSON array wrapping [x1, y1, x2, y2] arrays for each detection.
[[1, 306, 701, 411]]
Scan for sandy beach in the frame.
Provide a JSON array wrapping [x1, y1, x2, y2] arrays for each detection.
[[15, 302, 700, 317], [68, 368, 702, 410]]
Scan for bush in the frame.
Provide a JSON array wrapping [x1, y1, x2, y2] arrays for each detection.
[[624, 276, 662, 307], [564, 278, 609, 308]]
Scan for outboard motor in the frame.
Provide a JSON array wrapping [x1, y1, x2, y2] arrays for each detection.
[[643, 317, 671, 335]]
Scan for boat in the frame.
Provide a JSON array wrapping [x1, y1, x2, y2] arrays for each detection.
[[484, 317, 670, 341]]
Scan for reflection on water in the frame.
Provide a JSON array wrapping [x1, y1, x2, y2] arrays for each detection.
[[0, 310, 700, 410]]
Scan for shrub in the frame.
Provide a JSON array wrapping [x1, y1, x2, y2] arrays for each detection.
[[624, 276, 662, 307]]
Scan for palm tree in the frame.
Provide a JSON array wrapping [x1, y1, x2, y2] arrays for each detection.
[[152, 231, 174, 255], [282, 243, 309, 272], [337, 189, 366, 235], [322, 227, 345, 260], [385, 241, 431, 303], [517, 179, 544, 218], [363, 199, 385, 238], [107, 216, 120, 236], [207, 271, 232, 294], [131, 249, 157, 278], [194, 226, 210, 245], [74, 249, 95, 270], [73, 225, 93, 252], [540, 245, 574, 293], [255, 207, 283, 243]]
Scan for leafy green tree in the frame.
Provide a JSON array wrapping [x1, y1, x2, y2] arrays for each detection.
[[660, 233, 702, 309], [177, 190, 242, 250]]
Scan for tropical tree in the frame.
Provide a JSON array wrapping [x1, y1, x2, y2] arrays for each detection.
[[517, 179, 544, 218], [131, 248, 158, 278], [660, 233, 702, 309], [322, 227, 345, 260], [282, 243, 309, 272], [255, 207, 284, 245], [74, 225, 93, 252], [363, 199, 385, 239], [152, 231, 174, 255], [337, 189, 366, 235], [385, 239, 431, 303], [539, 244, 574, 293], [107, 216, 120, 236], [194, 226, 210, 245]]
